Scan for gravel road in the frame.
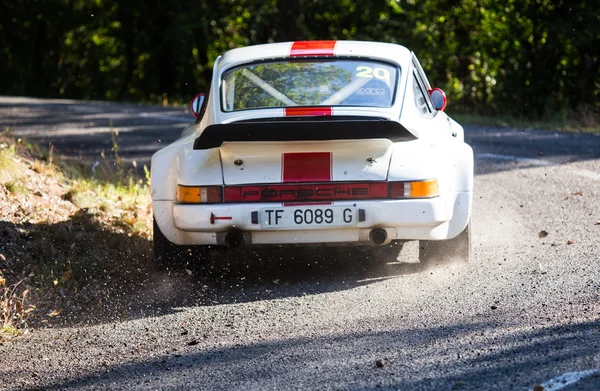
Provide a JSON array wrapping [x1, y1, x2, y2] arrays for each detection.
[[1, 96, 599, 390]]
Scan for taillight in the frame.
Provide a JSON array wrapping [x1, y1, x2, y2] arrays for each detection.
[[175, 181, 438, 204], [176, 185, 222, 203], [388, 180, 439, 198]]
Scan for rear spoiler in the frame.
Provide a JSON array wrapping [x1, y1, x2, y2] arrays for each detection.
[[193, 118, 416, 150]]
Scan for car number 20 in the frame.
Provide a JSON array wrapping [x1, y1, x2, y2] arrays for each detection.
[[294, 208, 353, 225]]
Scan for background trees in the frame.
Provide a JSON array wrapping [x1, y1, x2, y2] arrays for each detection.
[[1, 0, 598, 119]]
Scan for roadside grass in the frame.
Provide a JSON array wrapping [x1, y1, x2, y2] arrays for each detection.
[[0, 143, 22, 183], [452, 107, 600, 133], [0, 132, 153, 341]]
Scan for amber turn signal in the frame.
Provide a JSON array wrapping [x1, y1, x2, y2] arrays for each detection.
[[409, 180, 439, 198], [176, 185, 222, 203], [388, 179, 439, 198]]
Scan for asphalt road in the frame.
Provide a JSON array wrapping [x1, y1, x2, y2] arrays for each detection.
[[0, 96, 189, 165], [1, 96, 600, 390]]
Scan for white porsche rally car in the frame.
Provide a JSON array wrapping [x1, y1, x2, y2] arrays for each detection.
[[151, 40, 474, 269]]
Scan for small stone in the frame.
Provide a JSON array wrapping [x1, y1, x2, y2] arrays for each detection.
[[187, 340, 198, 346], [538, 231, 548, 238], [533, 385, 544, 391], [567, 240, 575, 245], [375, 359, 385, 368], [491, 306, 498, 310]]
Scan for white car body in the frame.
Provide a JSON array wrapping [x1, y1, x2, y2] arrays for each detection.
[[151, 40, 473, 252]]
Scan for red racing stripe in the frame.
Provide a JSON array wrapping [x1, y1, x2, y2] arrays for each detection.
[[282, 152, 332, 183], [284, 107, 332, 116], [282, 202, 334, 207], [290, 40, 337, 57]]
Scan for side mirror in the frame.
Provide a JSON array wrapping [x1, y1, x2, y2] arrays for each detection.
[[190, 93, 206, 118], [429, 88, 447, 111]]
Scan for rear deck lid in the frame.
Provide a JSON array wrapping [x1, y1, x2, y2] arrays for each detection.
[[197, 119, 415, 186], [219, 139, 394, 185]]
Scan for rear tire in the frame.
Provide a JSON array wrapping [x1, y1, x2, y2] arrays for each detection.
[[419, 222, 471, 270], [153, 217, 209, 271]]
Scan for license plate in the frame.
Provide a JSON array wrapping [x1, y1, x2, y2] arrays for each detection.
[[259, 206, 357, 229]]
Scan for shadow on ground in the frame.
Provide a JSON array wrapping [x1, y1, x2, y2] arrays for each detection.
[[14, 318, 600, 390], [0, 210, 420, 330]]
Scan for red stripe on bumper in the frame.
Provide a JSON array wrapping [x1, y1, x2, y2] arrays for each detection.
[[210, 212, 233, 224], [282, 152, 332, 183], [290, 40, 337, 56], [283, 202, 333, 207]]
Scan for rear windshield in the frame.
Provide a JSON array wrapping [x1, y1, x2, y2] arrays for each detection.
[[221, 60, 399, 112]]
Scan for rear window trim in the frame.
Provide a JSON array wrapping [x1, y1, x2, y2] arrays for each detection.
[[219, 57, 401, 113]]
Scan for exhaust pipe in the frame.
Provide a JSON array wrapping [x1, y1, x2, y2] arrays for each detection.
[[224, 232, 244, 249], [369, 229, 388, 245]]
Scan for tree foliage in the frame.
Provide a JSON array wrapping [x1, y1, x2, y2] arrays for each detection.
[[1, 0, 598, 118]]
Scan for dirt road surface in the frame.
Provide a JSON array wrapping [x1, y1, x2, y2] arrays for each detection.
[[1, 96, 599, 390]]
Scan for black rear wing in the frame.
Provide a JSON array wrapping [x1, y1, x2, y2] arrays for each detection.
[[192, 118, 416, 150]]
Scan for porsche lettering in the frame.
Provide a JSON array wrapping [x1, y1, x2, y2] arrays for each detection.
[[241, 186, 370, 200]]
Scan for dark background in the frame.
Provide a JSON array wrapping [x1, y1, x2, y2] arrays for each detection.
[[1, 0, 598, 119]]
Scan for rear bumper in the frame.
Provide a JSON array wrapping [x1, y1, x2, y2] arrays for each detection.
[[153, 192, 471, 246]]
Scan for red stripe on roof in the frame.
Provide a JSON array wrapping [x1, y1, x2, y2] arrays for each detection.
[[290, 40, 337, 57], [284, 107, 332, 116], [282, 152, 332, 183]]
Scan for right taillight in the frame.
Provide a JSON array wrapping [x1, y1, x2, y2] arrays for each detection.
[[388, 179, 439, 198]]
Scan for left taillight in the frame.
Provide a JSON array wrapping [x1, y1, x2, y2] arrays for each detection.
[[176, 185, 222, 204]]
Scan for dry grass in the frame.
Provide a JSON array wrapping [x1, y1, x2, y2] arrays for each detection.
[[0, 133, 153, 341], [1, 277, 34, 340], [0, 143, 22, 184]]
